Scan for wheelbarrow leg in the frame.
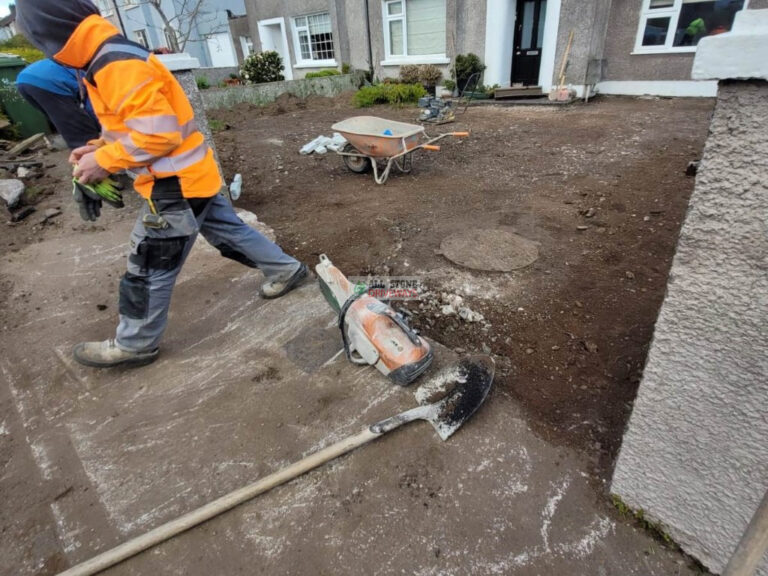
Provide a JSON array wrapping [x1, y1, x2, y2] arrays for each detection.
[[372, 158, 394, 185]]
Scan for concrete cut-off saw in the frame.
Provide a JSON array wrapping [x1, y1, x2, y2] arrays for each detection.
[[316, 254, 432, 386]]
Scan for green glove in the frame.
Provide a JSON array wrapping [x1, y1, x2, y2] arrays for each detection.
[[72, 177, 125, 209]]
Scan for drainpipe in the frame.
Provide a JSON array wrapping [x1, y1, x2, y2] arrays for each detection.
[[112, 0, 127, 36], [364, 0, 374, 80]]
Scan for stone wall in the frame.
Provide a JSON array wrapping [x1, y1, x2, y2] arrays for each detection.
[[200, 73, 361, 110], [611, 79, 768, 575]]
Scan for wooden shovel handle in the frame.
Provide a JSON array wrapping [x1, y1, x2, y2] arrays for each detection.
[[57, 427, 382, 576], [422, 144, 441, 151]]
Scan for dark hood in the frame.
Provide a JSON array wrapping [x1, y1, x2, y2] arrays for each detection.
[[16, 0, 100, 60]]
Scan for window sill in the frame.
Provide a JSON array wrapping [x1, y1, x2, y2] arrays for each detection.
[[294, 60, 338, 69], [631, 47, 697, 55], [380, 56, 451, 66]]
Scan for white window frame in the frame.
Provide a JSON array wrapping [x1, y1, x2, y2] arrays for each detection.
[[134, 29, 150, 49], [632, 0, 741, 55], [381, 0, 449, 66], [290, 12, 337, 68], [96, 0, 114, 17]]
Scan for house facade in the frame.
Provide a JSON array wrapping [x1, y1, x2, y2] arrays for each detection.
[[96, 0, 248, 68], [243, 0, 758, 96]]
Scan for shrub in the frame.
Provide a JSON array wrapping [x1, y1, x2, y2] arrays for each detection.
[[452, 53, 486, 93], [398, 64, 421, 85], [399, 64, 442, 88], [240, 51, 285, 84], [0, 34, 44, 63], [443, 79, 456, 92], [341, 62, 351, 74], [196, 76, 210, 90], [353, 83, 427, 107], [305, 69, 341, 79]]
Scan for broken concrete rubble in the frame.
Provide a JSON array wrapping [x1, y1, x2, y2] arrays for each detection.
[[0, 178, 25, 207]]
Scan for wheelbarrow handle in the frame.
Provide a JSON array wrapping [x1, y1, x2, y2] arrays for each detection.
[[452, 132, 470, 137], [422, 144, 441, 151]]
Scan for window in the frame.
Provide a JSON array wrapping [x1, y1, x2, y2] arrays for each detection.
[[164, 27, 177, 51], [95, 0, 114, 16], [134, 29, 149, 48], [635, 0, 744, 53], [240, 36, 254, 58], [291, 12, 335, 66], [383, 0, 447, 62]]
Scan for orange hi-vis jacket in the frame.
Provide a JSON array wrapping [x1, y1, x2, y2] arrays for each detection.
[[54, 15, 222, 199]]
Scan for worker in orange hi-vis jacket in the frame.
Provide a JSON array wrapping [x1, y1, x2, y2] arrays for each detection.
[[16, 0, 310, 369]]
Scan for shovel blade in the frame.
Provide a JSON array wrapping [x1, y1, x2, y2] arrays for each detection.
[[428, 355, 494, 440]]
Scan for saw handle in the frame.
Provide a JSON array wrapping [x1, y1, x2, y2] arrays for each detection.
[[56, 427, 383, 576]]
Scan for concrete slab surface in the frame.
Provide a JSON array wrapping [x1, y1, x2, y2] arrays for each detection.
[[1, 202, 701, 575]]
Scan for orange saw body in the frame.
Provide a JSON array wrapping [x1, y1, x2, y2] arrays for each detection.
[[316, 255, 432, 386]]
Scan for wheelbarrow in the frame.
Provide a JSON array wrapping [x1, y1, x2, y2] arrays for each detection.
[[331, 116, 469, 185]]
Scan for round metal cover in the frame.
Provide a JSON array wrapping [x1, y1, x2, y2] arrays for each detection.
[[440, 229, 539, 272]]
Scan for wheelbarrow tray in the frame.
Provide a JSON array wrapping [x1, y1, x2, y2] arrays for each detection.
[[332, 116, 425, 158]]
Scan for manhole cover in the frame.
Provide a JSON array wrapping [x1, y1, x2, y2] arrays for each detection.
[[440, 229, 539, 272]]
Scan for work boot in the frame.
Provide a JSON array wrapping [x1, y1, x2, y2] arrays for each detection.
[[260, 263, 311, 299], [73, 339, 159, 368]]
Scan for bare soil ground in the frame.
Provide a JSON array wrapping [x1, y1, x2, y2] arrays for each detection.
[[210, 93, 714, 480]]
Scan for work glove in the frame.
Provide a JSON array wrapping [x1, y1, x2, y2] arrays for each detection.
[[72, 177, 125, 222]]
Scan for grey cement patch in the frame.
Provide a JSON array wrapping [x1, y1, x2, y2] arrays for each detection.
[[440, 229, 540, 272], [1, 207, 703, 575]]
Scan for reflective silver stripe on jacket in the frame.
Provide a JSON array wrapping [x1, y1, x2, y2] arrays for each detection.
[[150, 142, 209, 173]]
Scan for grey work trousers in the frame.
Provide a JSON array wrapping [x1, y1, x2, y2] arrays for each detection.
[[116, 193, 299, 352]]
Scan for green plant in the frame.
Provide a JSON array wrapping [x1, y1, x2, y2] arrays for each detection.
[[209, 118, 225, 132], [353, 83, 427, 108], [305, 69, 341, 79], [0, 34, 45, 63], [341, 62, 351, 74], [443, 79, 456, 92], [451, 53, 486, 93], [484, 83, 500, 96], [196, 76, 210, 90], [240, 51, 285, 84]]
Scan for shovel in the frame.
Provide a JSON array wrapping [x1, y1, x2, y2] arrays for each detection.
[[58, 355, 495, 576]]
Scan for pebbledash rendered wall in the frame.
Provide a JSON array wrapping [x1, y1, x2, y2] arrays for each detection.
[[611, 11, 768, 575]]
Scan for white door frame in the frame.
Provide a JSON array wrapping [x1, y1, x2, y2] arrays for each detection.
[[483, 0, 561, 90], [537, 0, 561, 91], [256, 17, 293, 80]]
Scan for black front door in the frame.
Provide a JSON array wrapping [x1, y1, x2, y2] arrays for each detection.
[[511, 0, 547, 86]]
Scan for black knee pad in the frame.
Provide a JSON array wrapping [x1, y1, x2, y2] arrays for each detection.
[[119, 273, 149, 319], [216, 243, 258, 268]]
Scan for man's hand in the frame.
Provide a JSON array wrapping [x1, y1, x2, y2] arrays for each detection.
[[73, 152, 110, 184], [69, 144, 98, 165]]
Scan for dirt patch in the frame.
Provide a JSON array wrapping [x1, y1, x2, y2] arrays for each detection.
[[212, 94, 714, 480]]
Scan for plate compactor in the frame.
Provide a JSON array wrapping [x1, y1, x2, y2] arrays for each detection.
[[316, 254, 433, 386]]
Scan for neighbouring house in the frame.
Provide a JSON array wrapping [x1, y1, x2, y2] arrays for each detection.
[[243, 0, 757, 96], [95, 0, 248, 68], [229, 13, 254, 65], [0, 4, 17, 42]]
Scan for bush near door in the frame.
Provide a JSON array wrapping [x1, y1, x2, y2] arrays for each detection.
[[241, 51, 285, 84], [451, 53, 486, 93]]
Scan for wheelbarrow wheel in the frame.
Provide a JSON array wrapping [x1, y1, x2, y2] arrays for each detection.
[[342, 144, 372, 174]]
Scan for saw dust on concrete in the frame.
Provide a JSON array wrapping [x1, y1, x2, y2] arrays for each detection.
[[211, 94, 714, 479]]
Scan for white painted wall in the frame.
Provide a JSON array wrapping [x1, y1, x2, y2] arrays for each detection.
[[537, 0, 561, 91], [484, 0, 516, 87]]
